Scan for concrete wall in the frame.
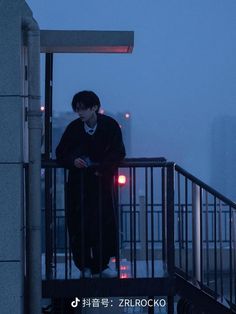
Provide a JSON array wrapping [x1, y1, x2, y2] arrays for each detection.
[[0, 1, 33, 313]]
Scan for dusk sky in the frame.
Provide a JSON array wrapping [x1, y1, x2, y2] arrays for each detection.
[[26, 0, 236, 197]]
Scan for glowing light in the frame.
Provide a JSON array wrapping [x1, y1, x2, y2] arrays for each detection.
[[111, 257, 116, 263], [100, 108, 105, 114], [120, 265, 128, 271], [125, 112, 130, 119], [118, 175, 126, 186], [40, 106, 45, 111], [120, 273, 129, 279]]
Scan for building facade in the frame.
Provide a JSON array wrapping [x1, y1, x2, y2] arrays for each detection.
[[0, 1, 42, 313]]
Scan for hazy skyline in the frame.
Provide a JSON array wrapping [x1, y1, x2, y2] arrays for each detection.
[[27, 0, 236, 197]]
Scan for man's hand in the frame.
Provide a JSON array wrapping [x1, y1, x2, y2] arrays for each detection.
[[74, 158, 88, 168]]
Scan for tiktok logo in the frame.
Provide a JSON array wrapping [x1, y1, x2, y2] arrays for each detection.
[[71, 297, 81, 308]]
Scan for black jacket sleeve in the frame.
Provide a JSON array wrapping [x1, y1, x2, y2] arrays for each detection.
[[55, 124, 82, 169]]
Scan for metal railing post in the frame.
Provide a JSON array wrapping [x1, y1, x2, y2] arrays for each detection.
[[166, 164, 175, 275], [139, 193, 146, 260], [166, 164, 175, 314], [232, 210, 236, 304], [192, 183, 201, 281], [162, 167, 167, 263]]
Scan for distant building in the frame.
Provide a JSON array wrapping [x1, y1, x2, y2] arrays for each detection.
[[210, 115, 236, 200]]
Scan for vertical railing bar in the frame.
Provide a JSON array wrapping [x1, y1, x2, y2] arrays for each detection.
[[181, 204, 184, 251], [114, 169, 120, 279], [64, 169, 68, 279], [233, 209, 236, 305], [150, 166, 154, 277], [145, 167, 149, 277], [218, 200, 223, 300], [224, 210, 227, 242], [177, 172, 182, 268], [212, 209, 214, 245], [166, 164, 175, 277], [53, 168, 57, 278], [129, 167, 133, 277], [229, 206, 233, 306], [69, 240, 72, 277], [214, 196, 217, 298], [205, 192, 210, 286], [161, 167, 166, 265], [158, 210, 161, 244], [157, 211, 162, 243], [155, 168, 159, 275], [46, 167, 53, 280], [80, 171, 85, 278], [200, 187, 203, 287], [133, 167, 137, 278], [99, 175, 103, 277], [185, 177, 189, 277], [192, 183, 201, 282], [124, 207, 127, 243], [120, 202, 123, 246], [157, 210, 162, 243], [24, 164, 30, 298]]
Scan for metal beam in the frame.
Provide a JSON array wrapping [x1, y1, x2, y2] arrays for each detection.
[[40, 30, 134, 53]]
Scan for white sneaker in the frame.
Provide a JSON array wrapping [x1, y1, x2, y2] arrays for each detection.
[[81, 268, 92, 278], [93, 267, 118, 278]]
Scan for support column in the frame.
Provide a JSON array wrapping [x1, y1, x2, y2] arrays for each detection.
[[0, 2, 24, 313]]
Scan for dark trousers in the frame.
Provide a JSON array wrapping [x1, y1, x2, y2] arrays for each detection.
[[66, 171, 118, 274], [70, 234, 111, 274]]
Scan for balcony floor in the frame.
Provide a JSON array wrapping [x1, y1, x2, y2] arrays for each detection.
[[42, 255, 169, 280], [42, 256, 174, 298]]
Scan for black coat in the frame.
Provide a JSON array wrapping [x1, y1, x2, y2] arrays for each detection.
[[56, 114, 126, 259]]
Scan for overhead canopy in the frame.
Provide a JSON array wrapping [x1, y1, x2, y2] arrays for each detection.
[[40, 30, 134, 53]]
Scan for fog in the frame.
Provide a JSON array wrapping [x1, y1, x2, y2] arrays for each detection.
[[27, 0, 236, 199]]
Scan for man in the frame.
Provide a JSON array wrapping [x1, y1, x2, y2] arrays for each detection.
[[56, 90, 125, 277]]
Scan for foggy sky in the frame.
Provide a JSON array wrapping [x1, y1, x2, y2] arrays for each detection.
[[26, 0, 236, 197]]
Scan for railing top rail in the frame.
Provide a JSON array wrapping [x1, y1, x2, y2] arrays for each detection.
[[175, 164, 236, 209], [41, 157, 173, 168], [39, 157, 236, 208]]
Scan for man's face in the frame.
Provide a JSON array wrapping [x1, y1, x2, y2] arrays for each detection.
[[75, 103, 97, 122]]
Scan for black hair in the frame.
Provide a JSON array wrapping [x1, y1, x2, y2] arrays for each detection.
[[71, 90, 101, 113]]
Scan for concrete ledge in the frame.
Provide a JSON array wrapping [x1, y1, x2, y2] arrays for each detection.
[[40, 30, 134, 53]]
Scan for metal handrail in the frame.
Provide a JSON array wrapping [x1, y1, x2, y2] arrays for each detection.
[[39, 157, 236, 312], [41, 157, 169, 168], [174, 163, 236, 313], [175, 164, 236, 209]]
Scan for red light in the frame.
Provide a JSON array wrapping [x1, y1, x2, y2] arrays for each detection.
[[120, 273, 129, 279], [120, 265, 128, 271], [125, 113, 130, 119], [111, 257, 116, 263], [118, 175, 126, 186]]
